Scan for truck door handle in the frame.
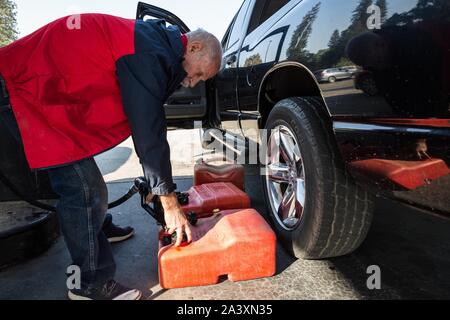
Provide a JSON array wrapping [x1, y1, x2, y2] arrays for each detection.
[[226, 55, 237, 65], [246, 66, 255, 87]]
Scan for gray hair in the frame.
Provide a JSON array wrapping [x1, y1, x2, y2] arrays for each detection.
[[186, 29, 222, 70]]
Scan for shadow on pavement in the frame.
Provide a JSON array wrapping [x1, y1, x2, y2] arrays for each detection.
[[95, 146, 132, 176], [330, 197, 450, 299]]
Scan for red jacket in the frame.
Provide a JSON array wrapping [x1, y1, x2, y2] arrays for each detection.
[[0, 14, 136, 169], [0, 14, 187, 194]]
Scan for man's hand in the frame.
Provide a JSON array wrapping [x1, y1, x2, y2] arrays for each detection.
[[159, 193, 192, 247]]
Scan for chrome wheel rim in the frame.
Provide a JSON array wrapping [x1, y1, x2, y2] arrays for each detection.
[[265, 125, 305, 231]]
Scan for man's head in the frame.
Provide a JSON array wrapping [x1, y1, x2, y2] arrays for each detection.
[[181, 29, 222, 88]]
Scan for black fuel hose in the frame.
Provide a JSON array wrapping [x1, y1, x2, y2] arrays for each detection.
[[0, 169, 140, 212], [106, 184, 140, 209]]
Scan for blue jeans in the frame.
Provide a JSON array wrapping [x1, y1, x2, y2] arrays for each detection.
[[0, 91, 115, 290], [47, 158, 116, 290]]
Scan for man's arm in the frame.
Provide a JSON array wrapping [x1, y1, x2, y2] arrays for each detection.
[[116, 53, 175, 195], [116, 53, 192, 246]]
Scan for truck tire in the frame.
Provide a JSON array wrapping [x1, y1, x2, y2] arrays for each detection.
[[261, 97, 373, 259]]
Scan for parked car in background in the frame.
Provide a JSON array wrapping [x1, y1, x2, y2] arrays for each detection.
[[314, 67, 355, 83], [341, 65, 359, 76]]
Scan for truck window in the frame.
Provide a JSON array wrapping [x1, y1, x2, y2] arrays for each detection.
[[247, 0, 290, 35], [227, 0, 251, 49], [221, 14, 236, 49]]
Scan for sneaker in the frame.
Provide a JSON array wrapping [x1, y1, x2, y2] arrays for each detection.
[[68, 279, 142, 300], [102, 213, 135, 243]]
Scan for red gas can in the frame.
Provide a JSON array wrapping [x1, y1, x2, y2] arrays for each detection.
[[348, 158, 450, 190], [181, 182, 251, 218], [158, 208, 277, 289], [194, 161, 245, 191]]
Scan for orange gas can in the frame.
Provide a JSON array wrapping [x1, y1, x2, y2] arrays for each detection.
[[181, 182, 251, 218], [348, 158, 450, 190], [194, 161, 245, 190], [158, 208, 277, 289]]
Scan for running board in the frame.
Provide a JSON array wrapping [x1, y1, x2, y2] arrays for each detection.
[[207, 130, 247, 157]]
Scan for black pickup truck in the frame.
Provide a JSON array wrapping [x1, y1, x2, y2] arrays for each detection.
[[141, 0, 450, 260]]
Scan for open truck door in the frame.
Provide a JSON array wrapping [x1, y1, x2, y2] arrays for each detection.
[[136, 2, 214, 129]]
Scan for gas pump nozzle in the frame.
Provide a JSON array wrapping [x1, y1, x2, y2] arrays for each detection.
[[134, 177, 197, 246], [134, 177, 166, 226]]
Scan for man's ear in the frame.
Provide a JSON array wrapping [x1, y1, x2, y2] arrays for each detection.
[[188, 41, 203, 53]]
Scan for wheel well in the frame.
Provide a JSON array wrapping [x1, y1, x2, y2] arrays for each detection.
[[258, 63, 327, 128]]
